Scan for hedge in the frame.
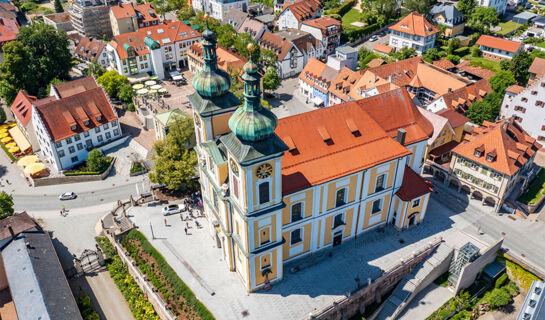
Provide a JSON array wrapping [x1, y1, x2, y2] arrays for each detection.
[[1, 143, 15, 162], [495, 273, 508, 288], [327, 0, 355, 16], [122, 230, 215, 320], [77, 295, 100, 320], [343, 23, 379, 42], [64, 157, 113, 176], [454, 47, 470, 57]]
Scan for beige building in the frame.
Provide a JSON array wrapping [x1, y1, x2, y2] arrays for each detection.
[[153, 108, 185, 140], [109, 3, 160, 36]]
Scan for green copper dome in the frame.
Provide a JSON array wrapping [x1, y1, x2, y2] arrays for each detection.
[[191, 27, 231, 98], [229, 50, 278, 142]]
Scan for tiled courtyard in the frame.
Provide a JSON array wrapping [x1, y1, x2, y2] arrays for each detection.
[[128, 189, 499, 320]]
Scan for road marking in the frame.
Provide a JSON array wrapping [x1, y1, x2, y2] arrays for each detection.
[[161, 240, 215, 296]]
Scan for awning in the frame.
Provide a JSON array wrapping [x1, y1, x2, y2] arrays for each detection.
[[429, 140, 459, 159], [127, 72, 151, 84], [8, 126, 31, 152], [312, 96, 324, 106], [170, 71, 184, 81]]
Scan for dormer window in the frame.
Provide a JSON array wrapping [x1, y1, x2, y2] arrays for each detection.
[[84, 120, 90, 127], [71, 125, 77, 131], [486, 155, 494, 162], [96, 115, 102, 122], [474, 145, 484, 157]]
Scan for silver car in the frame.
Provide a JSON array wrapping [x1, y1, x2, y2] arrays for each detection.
[[59, 192, 77, 200], [162, 204, 182, 216]]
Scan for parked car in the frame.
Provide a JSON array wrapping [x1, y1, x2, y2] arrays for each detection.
[[59, 192, 77, 200], [369, 35, 378, 42], [162, 204, 182, 216]]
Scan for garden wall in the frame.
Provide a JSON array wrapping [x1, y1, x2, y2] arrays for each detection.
[[30, 157, 117, 187], [454, 238, 504, 294], [309, 237, 442, 320]]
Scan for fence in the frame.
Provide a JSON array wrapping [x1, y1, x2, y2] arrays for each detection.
[[309, 237, 443, 320]]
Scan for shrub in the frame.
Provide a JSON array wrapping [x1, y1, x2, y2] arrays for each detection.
[[486, 288, 512, 309], [471, 45, 481, 57], [328, 0, 355, 16], [0, 108, 6, 124], [77, 295, 100, 320], [130, 161, 146, 174], [95, 236, 116, 258], [0, 143, 15, 161], [454, 47, 470, 57], [87, 149, 109, 172], [495, 273, 508, 288], [506, 281, 520, 296]]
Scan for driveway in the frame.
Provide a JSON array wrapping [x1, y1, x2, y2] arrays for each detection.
[[268, 77, 316, 119], [356, 33, 390, 51]]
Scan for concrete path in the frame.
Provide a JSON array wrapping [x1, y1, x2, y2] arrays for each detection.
[[397, 284, 453, 320]]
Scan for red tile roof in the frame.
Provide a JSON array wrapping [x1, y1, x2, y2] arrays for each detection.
[[529, 57, 545, 80], [277, 87, 432, 194], [329, 67, 362, 101], [134, 3, 159, 24], [373, 43, 393, 54], [301, 16, 341, 35], [453, 118, 540, 176], [110, 3, 136, 19], [439, 79, 492, 113], [111, 20, 200, 60], [389, 12, 439, 37], [36, 87, 118, 142], [505, 84, 525, 94], [476, 35, 522, 53], [0, 17, 18, 43], [75, 37, 106, 62], [456, 60, 496, 80], [433, 58, 455, 70], [10, 91, 36, 127], [188, 43, 246, 74], [53, 76, 99, 98], [283, 0, 322, 23], [395, 166, 433, 201], [0, 212, 39, 241], [437, 109, 470, 128], [366, 58, 385, 68], [258, 30, 295, 60]]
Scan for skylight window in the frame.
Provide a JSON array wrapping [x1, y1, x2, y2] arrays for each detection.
[[157, 28, 164, 34]]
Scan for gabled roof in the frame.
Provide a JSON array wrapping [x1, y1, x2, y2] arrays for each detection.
[[395, 166, 433, 201], [367, 58, 385, 68], [188, 42, 246, 74], [0, 17, 18, 43], [438, 108, 470, 128], [389, 12, 439, 37], [75, 36, 106, 62], [282, 0, 322, 23], [456, 60, 495, 80], [299, 57, 339, 91], [133, 3, 159, 24], [10, 91, 36, 127], [53, 76, 99, 98], [429, 2, 464, 26], [476, 35, 522, 53], [258, 30, 296, 60], [453, 118, 540, 176], [433, 58, 456, 70], [238, 18, 266, 39], [277, 87, 432, 195], [373, 43, 393, 54], [329, 67, 362, 101], [110, 3, 136, 19], [0, 212, 39, 241], [301, 16, 341, 35], [36, 87, 117, 142], [529, 57, 545, 79], [418, 106, 454, 145], [438, 79, 492, 113], [276, 29, 320, 55], [505, 84, 525, 94], [222, 8, 249, 32]]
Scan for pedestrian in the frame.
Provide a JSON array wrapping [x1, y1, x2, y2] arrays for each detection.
[[186, 221, 189, 229], [184, 227, 188, 235], [6, 179, 9, 185], [62, 205, 65, 213], [164, 218, 167, 226]]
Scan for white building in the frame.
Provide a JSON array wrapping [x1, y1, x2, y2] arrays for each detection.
[[73, 36, 109, 67], [500, 75, 545, 142], [388, 12, 438, 55], [192, 0, 248, 21], [31, 77, 122, 171], [107, 19, 201, 80], [477, 0, 507, 16], [257, 30, 304, 78], [300, 16, 342, 55], [277, 0, 321, 30]]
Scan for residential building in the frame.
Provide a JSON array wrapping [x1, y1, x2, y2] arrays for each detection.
[[254, 14, 276, 29], [257, 30, 304, 78], [438, 109, 470, 144], [447, 118, 540, 212], [528, 57, 545, 82], [456, 60, 496, 81], [276, 29, 324, 65], [429, 2, 465, 37], [0, 212, 83, 320], [389, 12, 439, 54], [533, 16, 545, 28], [517, 281, 545, 320], [328, 67, 362, 106], [107, 20, 202, 80], [512, 11, 537, 25], [277, 0, 322, 30], [326, 45, 358, 71], [74, 36, 109, 66], [0, 2, 24, 27], [419, 107, 456, 161], [19, 77, 123, 171], [109, 3, 160, 36], [500, 74, 545, 141], [427, 79, 492, 113], [0, 17, 18, 52], [238, 18, 266, 40], [433, 58, 456, 72], [298, 57, 339, 106], [222, 8, 249, 31], [476, 35, 522, 61], [300, 16, 341, 55], [373, 43, 393, 55], [188, 42, 246, 75], [43, 12, 74, 32], [154, 108, 185, 140], [477, 0, 508, 15], [69, 0, 115, 39], [190, 27, 434, 292], [192, 0, 248, 21]]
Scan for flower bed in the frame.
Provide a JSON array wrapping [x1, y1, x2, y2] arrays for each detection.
[[64, 157, 113, 176], [130, 161, 147, 176], [95, 236, 160, 320], [121, 229, 214, 320]]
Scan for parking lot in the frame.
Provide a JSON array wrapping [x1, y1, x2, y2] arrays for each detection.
[[356, 31, 390, 51]]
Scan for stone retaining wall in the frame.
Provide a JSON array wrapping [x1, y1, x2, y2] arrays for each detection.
[[309, 237, 442, 320], [31, 157, 117, 187]]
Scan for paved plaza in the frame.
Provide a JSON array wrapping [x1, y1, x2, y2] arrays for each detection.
[[127, 185, 515, 320]]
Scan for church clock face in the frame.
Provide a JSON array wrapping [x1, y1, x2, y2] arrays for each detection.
[[256, 163, 273, 179], [230, 159, 239, 176]]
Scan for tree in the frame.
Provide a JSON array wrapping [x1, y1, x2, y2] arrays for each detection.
[[509, 51, 532, 85], [500, 59, 512, 71], [0, 107, 6, 124], [260, 49, 278, 69], [96, 70, 129, 100], [0, 191, 14, 220], [466, 98, 497, 124], [233, 32, 257, 59], [404, 0, 436, 15], [263, 67, 281, 93], [489, 70, 515, 94], [469, 7, 499, 32], [216, 24, 236, 48], [457, 0, 477, 17], [87, 149, 109, 172], [422, 48, 441, 63], [176, 4, 194, 21], [390, 47, 416, 60], [149, 115, 198, 191], [361, 0, 397, 21], [447, 38, 461, 55], [118, 84, 133, 103], [471, 45, 481, 57], [487, 288, 512, 309], [87, 61, 105, 77], [0, 24, 71, 104], [54, 0, 63, 13], [445, 54, 460, 65]]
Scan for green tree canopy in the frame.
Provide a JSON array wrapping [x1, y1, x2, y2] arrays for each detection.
[[361, 0, 397, 20], [390, 47, 416, 60], [403, 0, 436, 15], [422, 48, 441, 63], [87, 149, 109, 172], [489, 70, 515, 94], [233, 32, 258, 59], [457, 0, 477, 17], [509, 51, 533, 85], [260, 49, 278, 69], [0, 191, 14, 220], [263, 67, 281, 93], [118, 84, 134, 103], [96, 70, 129, 100], [176, 4, 195, 21], [87, 61, 105, 77], [0, 24, 72, 104], [469, 7, 499, 32], [149, 115, 197, 191], [54, 0, 64, 13]]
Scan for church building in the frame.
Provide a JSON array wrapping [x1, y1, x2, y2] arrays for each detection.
[[190, 26, 435, 292]]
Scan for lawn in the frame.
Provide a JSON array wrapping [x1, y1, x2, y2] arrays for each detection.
[[496, 21, 522, 36], [465, 56, 502, 72], [342, 8, 363, 28], [519, 169, 545, 205]]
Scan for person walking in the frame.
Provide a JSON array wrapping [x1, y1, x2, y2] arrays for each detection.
[[184, 227, 188, 235], [186, 221, 189, 229]]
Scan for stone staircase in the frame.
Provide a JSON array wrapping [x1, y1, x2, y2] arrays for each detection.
[[374, 243, 454, 320]]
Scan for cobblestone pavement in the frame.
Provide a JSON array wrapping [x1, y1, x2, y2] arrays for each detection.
[[127, 187, 511, 320]]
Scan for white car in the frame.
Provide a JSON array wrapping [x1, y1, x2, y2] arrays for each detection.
[[59, 192, 77, 200], [369, 35, 378, 42], [162, 204, 182, 216]]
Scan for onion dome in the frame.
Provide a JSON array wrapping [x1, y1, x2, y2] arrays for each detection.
[[191, 25, 231, 98], [228, 44, 278, 142]]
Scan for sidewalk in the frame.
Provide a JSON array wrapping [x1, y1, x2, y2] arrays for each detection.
[[398, 283, 454, 320]]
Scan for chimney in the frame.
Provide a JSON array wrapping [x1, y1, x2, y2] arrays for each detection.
[[448, 87, 452, 92], [8, 225, 15, 239], [396, 128, 407, 145], [0, 19, 4, 26]]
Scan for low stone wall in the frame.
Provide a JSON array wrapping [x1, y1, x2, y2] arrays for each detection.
[[30, 157, 116, 187], [309, 237, 442, 320]]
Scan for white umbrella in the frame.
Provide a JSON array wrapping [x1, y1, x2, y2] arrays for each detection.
[[158, 88, 167, 93], [150, 84, 162, 90], [145, 80, 157, 86], [136, 88, 149, 95]]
